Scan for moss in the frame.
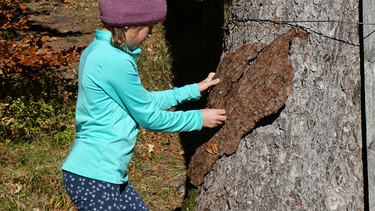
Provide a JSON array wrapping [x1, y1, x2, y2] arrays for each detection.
[[181, 186, 197, 211]]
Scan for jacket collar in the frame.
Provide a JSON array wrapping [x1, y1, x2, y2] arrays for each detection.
[[95, 29, 142, 59]]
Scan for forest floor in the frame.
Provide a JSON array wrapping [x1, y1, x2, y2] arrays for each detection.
[[24, 0, 99, 51], [1, 0, 192, 210]]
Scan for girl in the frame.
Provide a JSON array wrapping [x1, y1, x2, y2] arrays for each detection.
[[62, 0, 226, 210]]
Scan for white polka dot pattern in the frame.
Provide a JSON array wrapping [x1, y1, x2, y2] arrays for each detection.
[[63, 171, 149, 210]]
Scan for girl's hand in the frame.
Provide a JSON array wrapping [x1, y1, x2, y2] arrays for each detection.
[[201, 109, 227, 128], [198, 72, 220, 96]]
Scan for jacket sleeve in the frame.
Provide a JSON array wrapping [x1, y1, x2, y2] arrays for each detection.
[[98, 54, 203, 132], [147, 84, 201, 110]]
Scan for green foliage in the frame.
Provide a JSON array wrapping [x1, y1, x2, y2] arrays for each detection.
[[0, 97, 75, 143], [181, 187, 197, 211]]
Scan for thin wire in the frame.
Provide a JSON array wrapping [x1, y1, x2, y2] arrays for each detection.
[[227, 18, 375, 41], [364, 29, 375, 40], [228, 18, 375, 26]]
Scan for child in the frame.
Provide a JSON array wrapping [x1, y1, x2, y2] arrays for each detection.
[[61, 0, 227, 210]]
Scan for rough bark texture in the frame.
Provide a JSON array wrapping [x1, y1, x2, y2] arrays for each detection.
[[187, 28, 308, 187], [194, 0, 363, 210]]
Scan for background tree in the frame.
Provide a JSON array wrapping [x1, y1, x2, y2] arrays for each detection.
[[364, 0, 375, 209]]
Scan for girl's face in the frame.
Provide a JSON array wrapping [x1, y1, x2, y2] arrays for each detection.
[[125, 26, 153, 50]]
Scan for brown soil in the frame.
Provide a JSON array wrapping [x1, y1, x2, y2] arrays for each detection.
[[23, 0, 100, 52]]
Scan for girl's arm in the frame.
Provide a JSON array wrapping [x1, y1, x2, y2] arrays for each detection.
[[99, 55, 203, 132], [147, 84, 200, 110], [148, 72, 220, 110]]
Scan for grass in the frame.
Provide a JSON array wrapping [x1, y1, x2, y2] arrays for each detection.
[[0, 21, 195, 210], [129, 130, 188, 210], [0, 128, 76, 210]]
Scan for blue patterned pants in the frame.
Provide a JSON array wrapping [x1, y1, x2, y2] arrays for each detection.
[[63, 171, 149, 210]]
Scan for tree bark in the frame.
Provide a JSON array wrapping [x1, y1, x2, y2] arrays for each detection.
[[194, 0, 363, 210]]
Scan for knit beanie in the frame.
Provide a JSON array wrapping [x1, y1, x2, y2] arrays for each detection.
[[99, 0, 167, 27]]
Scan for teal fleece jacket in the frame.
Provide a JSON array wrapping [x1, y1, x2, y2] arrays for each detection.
[[62, 29, 203, 184]]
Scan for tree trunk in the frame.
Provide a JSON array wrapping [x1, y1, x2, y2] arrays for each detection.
[[194, 0, 364, 210]]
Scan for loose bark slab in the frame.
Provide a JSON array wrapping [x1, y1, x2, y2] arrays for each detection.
[[187, 28, 308, 187]]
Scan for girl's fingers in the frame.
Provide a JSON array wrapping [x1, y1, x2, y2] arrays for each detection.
[[216, 109, 226, 115], [201, 109, 227, 128], [207, 72, 216, 80], [216, 109, 227, 123], [211, 78, 220, 86]]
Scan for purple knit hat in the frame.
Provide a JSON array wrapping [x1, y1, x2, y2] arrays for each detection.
[[99, 0, 167, 27]]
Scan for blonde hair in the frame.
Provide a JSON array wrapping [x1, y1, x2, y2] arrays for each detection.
[[103, 23, 128, 50], [103, 23, 146, 51]]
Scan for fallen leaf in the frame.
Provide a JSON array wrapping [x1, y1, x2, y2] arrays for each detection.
[[148, 144, 155, 153], [205, 143, 218, 155], [18, 3, 27, 10], [10, 182, 23, 194]]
